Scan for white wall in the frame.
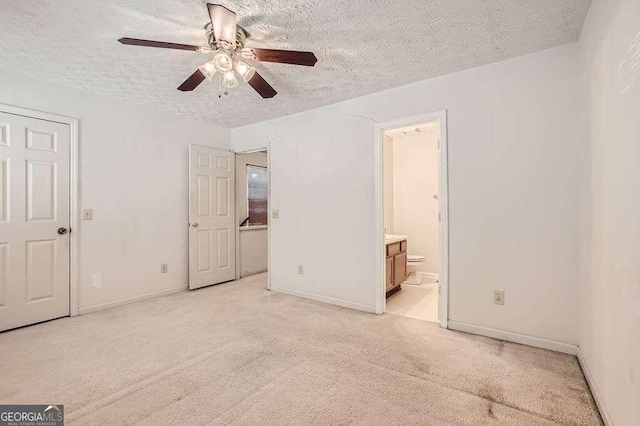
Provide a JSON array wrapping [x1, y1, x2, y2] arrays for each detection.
[[235, 151, 268, 277], [391, 132, 439, 274], [232, 43, 583, 343], [238, 229, 268, 277], [0, 69, 230, 312], [578, 0, 640, 424], [383, 135, 394, 234]]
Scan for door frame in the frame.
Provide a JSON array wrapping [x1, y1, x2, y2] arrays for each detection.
[[0, 103, 80, 317], [374, 110, 449, 328]]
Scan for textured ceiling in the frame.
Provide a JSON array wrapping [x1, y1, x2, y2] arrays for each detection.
[[0, 0, 591, 128]]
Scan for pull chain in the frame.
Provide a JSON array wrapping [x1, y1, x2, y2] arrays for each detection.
[[218, 76, 222, 129], [216, 77, 229, 129], [218, 94, 222, 129]]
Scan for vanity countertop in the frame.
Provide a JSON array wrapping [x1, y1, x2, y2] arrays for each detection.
[[385, 234, 408, 245]]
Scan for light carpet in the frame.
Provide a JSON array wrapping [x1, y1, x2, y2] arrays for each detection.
[[0, 273, 601, 425]]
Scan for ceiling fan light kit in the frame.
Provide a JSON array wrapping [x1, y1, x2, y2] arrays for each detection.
[[235, 61, 255, 82], [117, 3, 318, 99], [222, 70, 239, 88], [198, 61, 217, 81], [212, 50, 233, 72]]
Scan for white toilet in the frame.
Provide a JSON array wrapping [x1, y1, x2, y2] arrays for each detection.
[[403, 254, 426, 285]]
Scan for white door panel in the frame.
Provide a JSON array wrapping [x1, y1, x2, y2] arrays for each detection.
[[0, 112, 70, 332], [189, 146, 235, 289]]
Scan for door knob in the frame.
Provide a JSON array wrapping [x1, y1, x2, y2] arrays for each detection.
[[190, 222, 199, 228], [57, 227, 68, 235]]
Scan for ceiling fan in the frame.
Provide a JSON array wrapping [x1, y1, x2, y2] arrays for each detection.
[[118, 3, 318, 98]]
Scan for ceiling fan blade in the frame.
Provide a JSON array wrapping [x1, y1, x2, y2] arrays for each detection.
[[247, 72, 277, 98], [207, 4, 237, 48], [118, 37, 200, 51], [249, 48, 317, 67], [178, 70, 206, 91]]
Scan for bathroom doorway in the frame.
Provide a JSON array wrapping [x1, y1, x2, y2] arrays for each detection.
[[374, 111, 448, 327]]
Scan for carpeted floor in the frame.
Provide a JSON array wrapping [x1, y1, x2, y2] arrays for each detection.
[[0, 273, 601, 425]]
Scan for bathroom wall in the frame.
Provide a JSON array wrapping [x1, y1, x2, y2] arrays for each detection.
[[391, 131, 439, 275], [383, 135, 394, 234]]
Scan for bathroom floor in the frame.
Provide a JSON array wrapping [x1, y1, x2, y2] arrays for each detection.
[[386, 282, 439, 323]]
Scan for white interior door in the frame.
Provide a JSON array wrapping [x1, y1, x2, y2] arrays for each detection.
[[0, 112, 70, 332], [189, 146, 235, 290]]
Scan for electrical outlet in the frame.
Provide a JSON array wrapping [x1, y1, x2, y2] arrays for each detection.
[[272, 209, 280, 220], [298, 265, 304, 275], [83, 209, 93, 220], [493, 290, 505, 305], [92, 271, 102, 289], [160, 264, 168, 274]]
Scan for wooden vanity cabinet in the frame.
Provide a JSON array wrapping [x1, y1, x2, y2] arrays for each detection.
[[394, 252, 407, 285], [385, 257, 394, 292], [386, 240, 408, 297]]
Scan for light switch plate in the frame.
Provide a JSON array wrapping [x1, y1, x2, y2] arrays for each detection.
[[160, 264, 168, 274], [83, 209, 93, 220], [272, 209, 280, 219], [92, 271, 102, 289], [493, 290, 505, 305]]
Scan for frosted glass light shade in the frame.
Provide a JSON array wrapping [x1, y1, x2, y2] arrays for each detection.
[[235, 61, 255, 82], [222, 70, 239, 88], [198, 61, 217, 81], [212, 50, 233, 72]]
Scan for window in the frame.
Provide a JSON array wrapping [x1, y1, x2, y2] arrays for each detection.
[[246, 165, 268, 226]]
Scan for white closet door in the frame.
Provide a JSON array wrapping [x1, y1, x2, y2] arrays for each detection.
[[0, 112, 70, 332], [188, 146, 235, 290]]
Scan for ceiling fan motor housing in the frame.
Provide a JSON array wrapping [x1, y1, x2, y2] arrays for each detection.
[[206, 23, 248, 51]]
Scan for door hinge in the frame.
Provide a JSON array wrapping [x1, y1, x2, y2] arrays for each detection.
[[438, 213, 441, 222], [438, 140, 440, 149]]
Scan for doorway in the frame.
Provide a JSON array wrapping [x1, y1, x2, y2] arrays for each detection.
[[187, 146, 269, 290], [234, 149, 269, 279], [0, 105, 79, 332], [374, 111, 448, 327]]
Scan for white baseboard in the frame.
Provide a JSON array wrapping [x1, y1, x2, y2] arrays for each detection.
[[270, 285, 377, 313], [78, 286, 187, 315], [240, 268, 268, 278], [447, 320, 578, 355], [577, 349, 612, 425], [419, 272, 438, 283]]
